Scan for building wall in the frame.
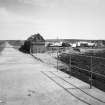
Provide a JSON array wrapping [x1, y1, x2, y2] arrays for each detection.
[[47, 46, 66, 52], [31, 45, 45, 53]]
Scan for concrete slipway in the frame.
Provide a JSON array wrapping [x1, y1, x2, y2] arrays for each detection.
[[0, 43, 105, 105]]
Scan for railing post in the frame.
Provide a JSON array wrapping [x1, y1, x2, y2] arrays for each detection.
[[90, 56, 93, 89], [69, 54, 72, 78], [57, 47, 59, 72]]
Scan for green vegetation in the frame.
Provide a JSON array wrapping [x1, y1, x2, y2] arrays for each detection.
[[19, 40, 31, 53]]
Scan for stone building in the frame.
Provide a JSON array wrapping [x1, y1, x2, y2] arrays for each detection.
[[27, 33, 45, 53]]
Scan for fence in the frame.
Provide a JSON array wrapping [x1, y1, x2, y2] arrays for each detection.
[[57, 51, 105, 89]]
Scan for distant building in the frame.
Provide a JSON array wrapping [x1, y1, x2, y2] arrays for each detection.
[[46, 42, 71, 52], [71, 43, 77, 48], [46, 42, 62, 52], [27, 33, 45, 53], [74, 41, 95, 48]]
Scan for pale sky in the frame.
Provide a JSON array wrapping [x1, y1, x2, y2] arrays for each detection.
[[0, 0, 105, 40]]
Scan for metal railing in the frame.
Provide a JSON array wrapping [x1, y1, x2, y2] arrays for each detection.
[[57, 52, 105, 89]]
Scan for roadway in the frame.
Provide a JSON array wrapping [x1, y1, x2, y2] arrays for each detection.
[[0, 42, 105, 105]]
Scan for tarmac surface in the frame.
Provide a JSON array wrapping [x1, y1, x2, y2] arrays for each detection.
[[0, 43, 105, 105]]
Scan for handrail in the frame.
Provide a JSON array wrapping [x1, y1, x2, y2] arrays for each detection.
[[71, 53, 105, 60], [72, 65, 105, 78]]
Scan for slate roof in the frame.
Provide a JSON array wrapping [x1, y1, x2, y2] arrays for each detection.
[[27, 33, 45, 43]]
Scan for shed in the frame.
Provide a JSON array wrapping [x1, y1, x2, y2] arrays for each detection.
[[27, 33, 45, 53]]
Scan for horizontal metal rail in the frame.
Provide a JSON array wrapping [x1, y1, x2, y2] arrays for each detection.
[[70, 53, 105, 60], [72, 65, 105, 78]]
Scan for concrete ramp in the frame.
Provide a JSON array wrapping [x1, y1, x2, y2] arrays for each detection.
[[0, 42, 105, 105]]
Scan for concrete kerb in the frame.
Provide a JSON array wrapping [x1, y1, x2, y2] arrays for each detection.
[[30, 53, 44, 63]]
